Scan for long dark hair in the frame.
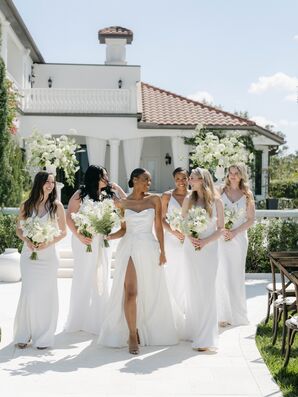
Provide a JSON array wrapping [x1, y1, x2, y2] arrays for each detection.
[[128, 168, 147, 188], [79, 165, 114, 202], [23, 171, 57, 219]]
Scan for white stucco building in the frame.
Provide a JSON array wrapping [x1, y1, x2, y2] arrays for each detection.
[[0, 0, 284, 200]]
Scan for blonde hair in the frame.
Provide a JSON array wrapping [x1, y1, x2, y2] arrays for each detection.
[[189, 167, 217, 217], [224, 163, 253, 205]]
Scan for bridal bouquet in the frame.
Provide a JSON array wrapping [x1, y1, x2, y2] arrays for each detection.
[[181, 207, 209, 250], [224, 206, 245, 230], [71, 199, 97, 252], [166, 208, 184, 243], [20, 217, 61, 260], [89, 199, 121, 248]]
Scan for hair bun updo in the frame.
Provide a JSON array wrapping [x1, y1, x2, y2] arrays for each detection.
[[127, 168, 147, 188]]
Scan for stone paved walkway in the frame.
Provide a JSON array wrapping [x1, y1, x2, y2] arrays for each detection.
[[0, 276, 282, 397]]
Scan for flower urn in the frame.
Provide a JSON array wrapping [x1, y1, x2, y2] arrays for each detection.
[[214, 165, 225, 185], [0, 248, 21, 282]]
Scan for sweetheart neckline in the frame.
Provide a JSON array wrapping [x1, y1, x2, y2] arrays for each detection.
[[125, 208, 155, 214]]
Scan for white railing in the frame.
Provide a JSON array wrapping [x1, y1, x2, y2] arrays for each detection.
[[20, 88, 131, 114], [255, 209, 298, 219]]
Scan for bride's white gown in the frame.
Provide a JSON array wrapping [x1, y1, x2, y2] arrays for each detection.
[[164, 193, 186, 332], [216, 193, 249, 325], [65, 233, 110, 335], [98, 208, 178, 347], [183, 204, 219, 349], [14, 212, 59, 348]]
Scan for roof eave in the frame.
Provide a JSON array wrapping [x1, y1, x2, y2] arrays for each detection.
[[138, 122, 285, 144], [0, 0, 44, 63]]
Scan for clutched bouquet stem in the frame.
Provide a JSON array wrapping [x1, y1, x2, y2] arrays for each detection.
[[224, 206, 245, 241], [181, 207, 209, 252], [20, 217, 61, 260]]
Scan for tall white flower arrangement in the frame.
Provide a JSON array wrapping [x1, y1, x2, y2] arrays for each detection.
[[26, 130, 80, 186], [190, 125, 254, 175]]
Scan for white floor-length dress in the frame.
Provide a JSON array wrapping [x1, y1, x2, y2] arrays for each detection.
[[98, 208, 178, 347], [216, 193, 249, 325], [183, 204, 219, 349], [65, 232, 110, 335], [164, 193, 186, 333], [14, 213, 59, 348]]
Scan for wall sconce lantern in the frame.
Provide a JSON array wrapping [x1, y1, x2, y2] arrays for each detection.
[[118, 79, 122, 89], [165, 153, 172, 165], [48, 77, 53, 88], [30, 65, 35, 87]]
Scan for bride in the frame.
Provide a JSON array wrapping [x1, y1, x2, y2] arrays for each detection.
[[98, 168, 178, 354]]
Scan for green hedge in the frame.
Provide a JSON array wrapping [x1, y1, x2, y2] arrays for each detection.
[[269, 179, 298, 199], [247, 218, 298, 272], [0, 213, 23, 254]]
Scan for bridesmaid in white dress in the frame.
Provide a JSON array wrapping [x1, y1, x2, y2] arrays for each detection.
[[65, 165, 126, 335], [217, 164, 255, 326], [14, 171, 67, 349], [182, 167, 224, 351], [161, 167, 189, 328], [98, 168, 178, 354]]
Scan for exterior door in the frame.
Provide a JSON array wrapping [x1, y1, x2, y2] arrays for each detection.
[[141, 157, 160, 192]]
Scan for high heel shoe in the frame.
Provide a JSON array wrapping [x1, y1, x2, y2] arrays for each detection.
[[16, 343, 28, 349], [128, 333, 139, 355]]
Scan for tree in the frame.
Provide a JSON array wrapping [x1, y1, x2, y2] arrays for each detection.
[[0, 57, 28, 207], [269, 151, 298, 181]]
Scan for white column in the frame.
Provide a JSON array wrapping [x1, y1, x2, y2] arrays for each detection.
[[0, 20, 10, 65], [86, 137, 107, 167], [123, 138, 144, 188], [22, 48, 31, 89], [261, 147, 269, 199], [171, 136, 189, 170], [109, 139, 120, 183]]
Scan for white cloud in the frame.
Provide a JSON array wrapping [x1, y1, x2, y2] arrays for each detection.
[[278, 119, 298, 127], [248, 72, 298, 96], [250, 115, 277, 129], [294, 35, 298, 41], [187, 91, 214, 104], [284, 93, 297, 102]]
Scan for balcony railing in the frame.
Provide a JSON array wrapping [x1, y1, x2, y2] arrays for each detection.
[[20, 88, 132, 114]]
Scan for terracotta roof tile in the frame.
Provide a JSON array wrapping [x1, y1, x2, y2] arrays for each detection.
[[98, 26, 133, 44], [140, 82, 256, 128]]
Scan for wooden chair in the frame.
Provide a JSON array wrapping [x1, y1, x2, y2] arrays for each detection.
[[283, 271, 298, 367], [265, 252, 296, 324], [268, 252, 298, 354]]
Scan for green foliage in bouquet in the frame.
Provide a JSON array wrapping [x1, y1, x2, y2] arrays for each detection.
[[90, 211, 117, 247]]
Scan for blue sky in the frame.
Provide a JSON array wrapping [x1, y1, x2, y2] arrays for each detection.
[[14, 0, 298, 153]]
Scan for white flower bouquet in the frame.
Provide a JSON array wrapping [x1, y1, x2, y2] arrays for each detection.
[[20, 217, 61, 260], [89, 199, 121, 248], [181, 207, 209, 250], [26, 130, 80, 186], [71, 199, 97, 252], [224, 206, 245, 230], [166, 208, 184, 243]]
